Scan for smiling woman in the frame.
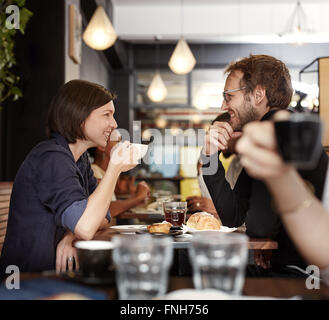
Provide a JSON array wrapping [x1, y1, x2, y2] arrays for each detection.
[[0, 80, 138, 277], [81, 102, 117, 153]]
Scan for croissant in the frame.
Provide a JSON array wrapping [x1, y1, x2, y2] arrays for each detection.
[[186, 212, 222, 230], [147, 222, 172, 234]]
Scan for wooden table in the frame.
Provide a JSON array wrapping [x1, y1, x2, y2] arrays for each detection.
[[12, 273, 329, 300], [118, 210, 218, 222], [116, 212, 278, 250], [95, 227, 278, 276]]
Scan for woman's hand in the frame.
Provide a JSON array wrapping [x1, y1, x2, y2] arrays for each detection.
[[56, 230, 79, 274], [110, 141, 139, 172]]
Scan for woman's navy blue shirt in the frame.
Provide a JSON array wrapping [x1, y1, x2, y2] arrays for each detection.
[[0, 133, 109, 276]]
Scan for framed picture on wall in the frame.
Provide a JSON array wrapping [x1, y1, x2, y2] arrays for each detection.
[[69, 4, 82, 64]]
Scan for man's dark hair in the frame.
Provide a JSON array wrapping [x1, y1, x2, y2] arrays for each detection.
[[225, 54, 293, 109], [46, 79, 117, 143]]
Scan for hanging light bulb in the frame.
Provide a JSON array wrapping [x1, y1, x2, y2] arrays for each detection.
[[168, 38, 196, 74], [278, 1, 312, 45], [193, 89, 208, 110], [147, 72, 168, 102], [83, 6, 117, 50], [155, 116, 167, 128], [192, 114, 201, 124]]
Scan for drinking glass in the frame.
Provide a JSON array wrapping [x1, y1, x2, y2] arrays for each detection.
[[163, 201, 187, 227], [112, 234, 173, 300], [188, 232, 248, 295]]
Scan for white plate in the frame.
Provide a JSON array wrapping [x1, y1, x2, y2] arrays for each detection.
[[110, 225, 147, 233], [163, 289, 231, 300], [162, 289, 299, 300], [187, 226, 237, 234]]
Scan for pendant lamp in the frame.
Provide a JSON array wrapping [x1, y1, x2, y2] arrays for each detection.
[[168, 0, 196, 74], [147, 72, 168, 102], [168, 38, 196, 75], [278, 1, 312, 45], [83, 6, 117, 50]]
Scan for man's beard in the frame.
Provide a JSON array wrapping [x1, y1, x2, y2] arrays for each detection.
[[232, 95, 260, 131]]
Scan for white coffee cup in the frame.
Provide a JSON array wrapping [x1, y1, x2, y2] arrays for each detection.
[[131, 143, 148, 160]]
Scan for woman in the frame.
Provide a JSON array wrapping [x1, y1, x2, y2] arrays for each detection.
[[0, 80, 138, 277], [236, 112, 329, 281]]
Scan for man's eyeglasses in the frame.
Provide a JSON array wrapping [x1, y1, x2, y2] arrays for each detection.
[[222, 86, 246, 103]]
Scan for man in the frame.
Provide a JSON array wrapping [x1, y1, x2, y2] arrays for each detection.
[[201, 54, 328, 277]]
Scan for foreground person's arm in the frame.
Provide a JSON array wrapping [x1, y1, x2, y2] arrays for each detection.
[[266, 167, 329, 269], [237, 121, 329, 269]]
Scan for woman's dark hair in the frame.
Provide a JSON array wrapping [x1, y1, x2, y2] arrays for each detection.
[[225, 54, 293, 109], [46, 79, 117, 143]]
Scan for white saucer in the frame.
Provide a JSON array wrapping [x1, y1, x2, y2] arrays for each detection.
[[187, 226, 237, 234], [110, 225, 147, 233]]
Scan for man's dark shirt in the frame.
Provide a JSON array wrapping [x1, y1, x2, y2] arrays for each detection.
[[202, 110, 329, 269]]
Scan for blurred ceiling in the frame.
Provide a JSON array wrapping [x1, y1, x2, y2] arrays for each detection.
[[111, 0, 329, 44]]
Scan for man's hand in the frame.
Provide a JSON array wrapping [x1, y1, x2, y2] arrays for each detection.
[[253, 249, 272, 269], [186, 196, 218, 216], [203, 121, 242, 156]]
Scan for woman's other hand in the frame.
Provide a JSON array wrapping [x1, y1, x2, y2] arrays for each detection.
[[56, 231, 79, 274]]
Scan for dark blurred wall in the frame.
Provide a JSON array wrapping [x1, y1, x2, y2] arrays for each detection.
[[1, 0, 66, 181]]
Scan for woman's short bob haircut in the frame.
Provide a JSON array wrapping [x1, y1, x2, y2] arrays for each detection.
[[46, 79, 117, 143]]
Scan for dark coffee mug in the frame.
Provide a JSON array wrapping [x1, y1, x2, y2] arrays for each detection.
[[74, 240, 114, 278], [274, 113, 323, 169]]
